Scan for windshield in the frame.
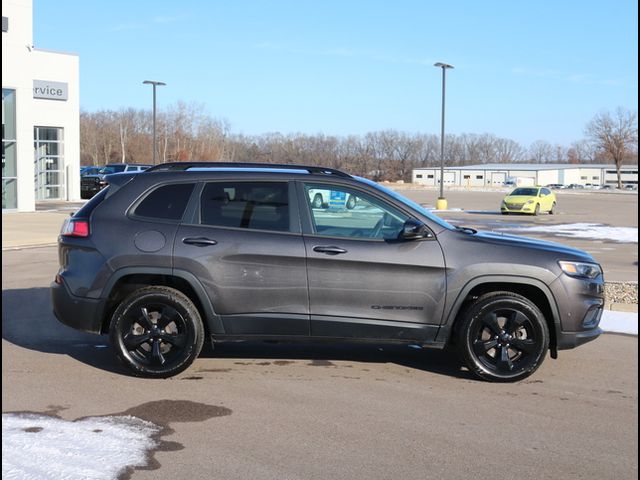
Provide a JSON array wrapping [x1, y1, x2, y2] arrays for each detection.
[[510, 188, 539, 196], [354, 177, 455, 231]]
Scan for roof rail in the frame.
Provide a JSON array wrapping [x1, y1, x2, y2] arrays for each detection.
[[145, 162, 352, 178]]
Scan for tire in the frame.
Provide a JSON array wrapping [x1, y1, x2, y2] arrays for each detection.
[[533, 204, 540, 216], [501, 211, 509, 215], [346, 195, 356, 210], [549, 202, 556, 215], [109, 286, 204, 378], [312, 193, 323, 209], [456, 291, 549, 382]]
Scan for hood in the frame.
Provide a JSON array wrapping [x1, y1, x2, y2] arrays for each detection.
[[472, 230, 594, 261], [503, 195, 537, 202]]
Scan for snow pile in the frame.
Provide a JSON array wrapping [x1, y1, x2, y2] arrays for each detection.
[[501, 223, 638, 243], [600, 310, 638, 335], [2, 413, 159, 480]]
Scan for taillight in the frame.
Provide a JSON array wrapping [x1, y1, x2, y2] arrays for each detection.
[[61, 218, 90, 237]]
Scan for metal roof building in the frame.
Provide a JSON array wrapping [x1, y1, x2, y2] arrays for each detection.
[[412, 164, 638, 188]]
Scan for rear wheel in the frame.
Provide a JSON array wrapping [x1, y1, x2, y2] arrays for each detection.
[[109, 286, 204, 378], [457, 291, 549, 382]]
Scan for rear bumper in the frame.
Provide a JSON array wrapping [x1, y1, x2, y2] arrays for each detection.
[[51, 278, 106, 334]]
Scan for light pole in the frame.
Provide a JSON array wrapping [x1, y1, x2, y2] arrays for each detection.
[[433, 62, 453, 210], [143, 80, 166, 165]]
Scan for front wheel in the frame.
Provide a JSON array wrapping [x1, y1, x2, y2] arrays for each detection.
[[312, 193, 323, 209], [549, 202, 556, 215], [109, 286, 204, 378], [456, 291, 549, 382], [533, 203, 540, 216]]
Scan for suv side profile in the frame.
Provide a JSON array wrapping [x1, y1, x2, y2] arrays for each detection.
[[53, 163, 604, 382]]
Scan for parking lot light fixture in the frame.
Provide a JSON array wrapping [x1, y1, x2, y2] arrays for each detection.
[[434, 62, 454, 211], [143, 80, 166, 165]]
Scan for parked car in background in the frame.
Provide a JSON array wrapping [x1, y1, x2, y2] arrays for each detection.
[[566, 184, 585, 190], [501, 187, 557, 215], [81, 163, 152, 199], [80, 166, 102, 177], [545, 183, 565, 189], [599, 184, 613, 190], [308, 187, 357, 209], [624, 184, 637, 191]]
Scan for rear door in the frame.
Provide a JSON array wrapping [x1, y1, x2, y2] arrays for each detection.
[[173, 180, 309, 336], [298, 181, 447, 342]]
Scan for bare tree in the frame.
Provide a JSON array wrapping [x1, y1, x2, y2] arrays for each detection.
[[527, 140, 554, 163], [585, 107, 638, 187]]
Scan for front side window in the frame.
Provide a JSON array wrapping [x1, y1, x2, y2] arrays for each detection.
[[199, 181, 289, 232], [304, 183, 407, 240]]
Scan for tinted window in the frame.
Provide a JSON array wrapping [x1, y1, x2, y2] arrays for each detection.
[[200, 182, 289, 232], [304, 183, 407, 240], [134, 183, 195, 220]]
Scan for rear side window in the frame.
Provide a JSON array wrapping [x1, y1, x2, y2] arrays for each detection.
[[134, 183, 195, 221], [200, 182, 289, 232]]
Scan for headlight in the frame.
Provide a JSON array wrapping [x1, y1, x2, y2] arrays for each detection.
[[558, 261, 602, 279], [526, 199, 535, 204]]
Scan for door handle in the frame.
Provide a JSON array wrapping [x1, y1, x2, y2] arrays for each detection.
[[313, 245, 348, 255], [183, 237, 218, 247]]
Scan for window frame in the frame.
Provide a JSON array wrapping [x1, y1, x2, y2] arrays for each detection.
[[296, 180, 424, 242], [181, 179, 300, 235], [128, 180, 198, 224]]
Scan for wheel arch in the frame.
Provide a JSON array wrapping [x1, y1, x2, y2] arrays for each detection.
[[99, 267, 224, 336], [437, 276, 560, 355]]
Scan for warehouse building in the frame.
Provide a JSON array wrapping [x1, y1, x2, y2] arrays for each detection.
[[412, 164, 638, 188], [2, 0, 80, 211]]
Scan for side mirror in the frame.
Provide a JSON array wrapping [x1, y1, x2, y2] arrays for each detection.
[[399, 219, 432, 240]]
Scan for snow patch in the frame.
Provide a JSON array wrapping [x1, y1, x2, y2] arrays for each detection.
[[2, 413, 160, 480], [600, 310, 638, 335], [500, 223, 638, 243]]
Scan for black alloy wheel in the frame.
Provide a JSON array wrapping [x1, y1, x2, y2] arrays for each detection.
[[109, 286, 204, 378], [457, 291, 549, 382]]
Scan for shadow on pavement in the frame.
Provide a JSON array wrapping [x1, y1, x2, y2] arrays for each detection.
[[2, 287, 473, 380]]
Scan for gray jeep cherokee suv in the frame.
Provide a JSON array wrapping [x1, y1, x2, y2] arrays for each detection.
[[52, 163, 604, 381]]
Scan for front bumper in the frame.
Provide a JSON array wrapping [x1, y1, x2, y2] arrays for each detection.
[[552, 274, 605, 350], [51, 277, 106, 334], [501, 202, 537, 214]]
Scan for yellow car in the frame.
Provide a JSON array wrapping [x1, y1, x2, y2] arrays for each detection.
[[501, 186, 556, 215]]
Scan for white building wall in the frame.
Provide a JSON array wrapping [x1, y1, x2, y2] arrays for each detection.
[[536, 170, 558, 186], [2, 0, 80, 211]]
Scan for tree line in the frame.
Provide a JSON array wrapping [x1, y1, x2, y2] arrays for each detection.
[[81, 102, 638, 183]]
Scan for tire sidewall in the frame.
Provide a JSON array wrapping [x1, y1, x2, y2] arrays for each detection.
[[458, 294, 549, 382], [109, 287, 204, 378]]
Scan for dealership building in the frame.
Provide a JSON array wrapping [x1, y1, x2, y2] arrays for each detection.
[[412, 164, 638, 188], [2, 0, 80, 211]]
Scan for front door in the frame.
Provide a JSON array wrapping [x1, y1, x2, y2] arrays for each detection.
[[174, 180, 309, 336], [300, 182, 447, 342]]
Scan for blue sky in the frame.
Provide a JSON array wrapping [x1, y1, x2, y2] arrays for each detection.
[[33, 0, 638, 147]]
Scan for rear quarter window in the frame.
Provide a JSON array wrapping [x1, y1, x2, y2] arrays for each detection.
[[133, 183, 196, 221]]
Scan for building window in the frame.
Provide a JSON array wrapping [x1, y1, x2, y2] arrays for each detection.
[[476, 175, 483, 179], [2, 89, 17, 209], [592, 176, 599, 180], [34, 127, 65, 200], [580, 176, 588, 180], [463, 175, 471, 179], [427, 174, 434, 179], [416, 174, 423, 179]]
